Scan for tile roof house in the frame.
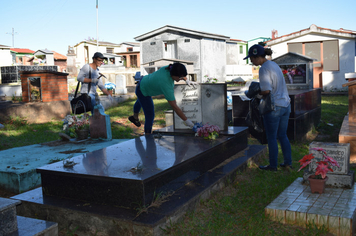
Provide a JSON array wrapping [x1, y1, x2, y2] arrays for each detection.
[[265, 24, 356, 91], [10, 48, 35, 65]]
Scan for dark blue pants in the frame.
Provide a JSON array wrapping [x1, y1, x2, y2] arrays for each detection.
[[133, 82, 154, 133]]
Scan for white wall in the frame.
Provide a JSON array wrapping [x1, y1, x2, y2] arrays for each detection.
[[0, 49, 12, 66], [201, 38, 226, 83]]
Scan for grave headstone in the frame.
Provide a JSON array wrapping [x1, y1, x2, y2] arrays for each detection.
[[89, 104, 112, 140], [303, 141, 354, 188], [174, 83, 227, 130], [115, 74, 127, 94]]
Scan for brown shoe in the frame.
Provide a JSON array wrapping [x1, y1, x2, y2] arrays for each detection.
[[129, 116, 141, 127]]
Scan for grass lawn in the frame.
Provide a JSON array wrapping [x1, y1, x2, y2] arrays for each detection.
[[0, 95, 351, 235]]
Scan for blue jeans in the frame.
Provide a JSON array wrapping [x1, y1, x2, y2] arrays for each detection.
[[262, 104, 292, 168], [133, 82, 154, 133]]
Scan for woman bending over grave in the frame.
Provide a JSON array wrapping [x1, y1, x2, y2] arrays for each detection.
[[128, 62, 197, 134], [77, 52, 113, 114], [245, 44, 292, 171]]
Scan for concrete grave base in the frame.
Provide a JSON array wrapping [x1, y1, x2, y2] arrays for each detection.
[[12, 145, 266, 236], [303, 171, 355, 188]]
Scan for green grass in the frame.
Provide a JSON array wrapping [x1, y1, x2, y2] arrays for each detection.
[[0, 95, 351, 235], [0, 98, 171, 151], [164, 95, 349, 236]]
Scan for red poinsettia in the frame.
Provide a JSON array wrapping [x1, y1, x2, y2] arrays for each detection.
[[297, 147, 339, 179]]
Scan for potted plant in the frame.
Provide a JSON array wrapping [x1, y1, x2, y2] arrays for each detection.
[[63, 113, 90, 140], [298, 147, 340, 194], [193, 122, 220, 140]]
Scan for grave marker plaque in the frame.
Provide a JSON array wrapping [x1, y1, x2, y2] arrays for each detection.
[[309, 142, 350, 175], [174, 83, 227, 130]]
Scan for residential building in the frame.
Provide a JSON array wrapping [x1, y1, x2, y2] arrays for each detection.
[[10, 48, 35, 65], [52, 51, 67, 72], [226, 39, 253, 82], [116, 42, 140, 68], [135, 25, 230, 83], [265, 24, 356, 90], [73, 40, 138, 70], [73, 40, 122, 69]]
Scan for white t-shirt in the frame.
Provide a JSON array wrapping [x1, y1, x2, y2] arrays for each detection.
[[259, 60, 290, 107]]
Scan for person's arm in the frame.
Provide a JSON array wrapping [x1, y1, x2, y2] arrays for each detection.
[[260, 90, 270, 95], [168, 100, 187, 121]]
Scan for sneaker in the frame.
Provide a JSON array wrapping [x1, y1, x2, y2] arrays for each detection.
[[280, 163, 293, 169], [129, 116, 141, 127], [259, 165, 278, 171]]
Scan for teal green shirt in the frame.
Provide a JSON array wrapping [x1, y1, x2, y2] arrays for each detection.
[[140, 66, 175, 101]]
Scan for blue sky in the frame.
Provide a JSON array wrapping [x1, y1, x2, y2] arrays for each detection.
[[1, 0, 355, 55]]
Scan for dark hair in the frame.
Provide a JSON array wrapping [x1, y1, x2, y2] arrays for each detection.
[[166, 63, 187, 77]]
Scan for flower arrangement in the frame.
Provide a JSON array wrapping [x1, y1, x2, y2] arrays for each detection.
[[104, 82, 116, 91], [63, 113, 90, 137], [194, 122, 220, 140], [204, 75, 218, 83], [297, 147, 340, 179], [280, 65, 306, 84]]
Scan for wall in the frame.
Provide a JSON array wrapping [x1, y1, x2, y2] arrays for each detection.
[[140, 32, 227, 83], [20, 72, 68, 103], [0, 49, 12, 66], [201, 38, 226, 82], [269, 34, 356, 91]]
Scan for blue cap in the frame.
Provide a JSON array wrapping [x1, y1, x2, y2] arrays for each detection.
[[243, 44, 265, 60]]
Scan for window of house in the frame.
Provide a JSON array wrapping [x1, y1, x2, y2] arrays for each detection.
[[323, 40, 339, 71], [127, 47, 133, 52], [150, 42, 156, 45], [106, 48, 114, 53], [130, 55, 137, 67], [288, 40, 339, 71], [239, 45, 243, 54], [184, 39, 190, 43]]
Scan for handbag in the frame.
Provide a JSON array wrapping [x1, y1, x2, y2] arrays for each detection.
[[70, 68, 93, 114], [258, 93, 275, 115]]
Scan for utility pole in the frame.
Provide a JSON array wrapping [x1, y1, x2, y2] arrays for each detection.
[[6, 28, 17, 48], [96, 0, 99, 51]]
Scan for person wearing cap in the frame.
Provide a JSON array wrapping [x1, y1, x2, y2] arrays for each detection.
[[77, 52, 114, 114], [244, 44, 292, 171], [128, 62, 197, 135]]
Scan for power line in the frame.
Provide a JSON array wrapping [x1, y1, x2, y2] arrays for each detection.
[[6, 28, 18, 48]]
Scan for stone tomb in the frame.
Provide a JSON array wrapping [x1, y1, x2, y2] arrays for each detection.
[[35, 128, 247, 209], [302, 142, 354, 188], [173, 83, 227, 130], [89, 105, 112, 140], [12, 128, 248, 235]]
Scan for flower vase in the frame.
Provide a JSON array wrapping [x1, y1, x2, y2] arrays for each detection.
[[75, 129, 89, 140], [308, 175, 328, 194], [108, 90, 113, 96]]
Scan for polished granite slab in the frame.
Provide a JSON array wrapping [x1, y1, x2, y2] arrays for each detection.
[[37, 128, 248, 209], [13, 145, 266, 236]]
